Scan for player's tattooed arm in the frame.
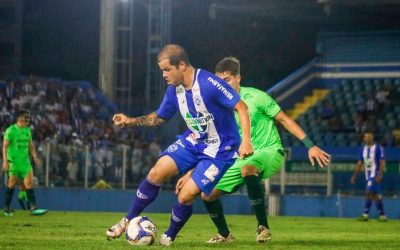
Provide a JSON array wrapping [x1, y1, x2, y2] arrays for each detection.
[[132, 112, 166, 127]]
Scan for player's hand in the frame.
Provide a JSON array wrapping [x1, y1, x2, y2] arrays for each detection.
[[350, 175, 356, 184], [308, 146, 331, 168], [33, 156, 41, 167], [175, 172, 191, 195], [238, 140, 254, 159], [375, 175, 382, 183], [2, 161, 9, 172], [113, 113, 130, 127]]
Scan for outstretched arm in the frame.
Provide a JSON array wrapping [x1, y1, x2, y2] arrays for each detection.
[[234, 100, 253, 159], [113, 112, 166, 127], [275, 111, 330, 167]]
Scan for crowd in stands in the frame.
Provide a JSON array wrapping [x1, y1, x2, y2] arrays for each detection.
[[316, 79, 400, 147], [0, 76, 165, 189]]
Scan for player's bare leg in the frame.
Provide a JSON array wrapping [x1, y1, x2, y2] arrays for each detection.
[[160, 177, 200, 246], [107, 156, 179, 239]]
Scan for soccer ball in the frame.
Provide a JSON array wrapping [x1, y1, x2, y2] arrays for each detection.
[[125, 216, 157, 245]]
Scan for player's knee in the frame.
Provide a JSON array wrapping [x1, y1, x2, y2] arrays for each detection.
[[201, 192, 215, 202], [241, 165, 258, 177], [147, 166, 167, 184], [178, 192, 196, 205]]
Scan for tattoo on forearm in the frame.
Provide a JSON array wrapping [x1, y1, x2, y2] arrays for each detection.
[[135, 113, 165, 127]]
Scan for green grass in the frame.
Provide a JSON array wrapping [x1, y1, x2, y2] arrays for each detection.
[[0, 211, 399, 249]]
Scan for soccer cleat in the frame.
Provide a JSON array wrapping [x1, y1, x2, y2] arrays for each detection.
[[378, 215, 388, 222], [159, 234, 173, 246], [206, 233, 234, 243], [256, 225, 272, 243], [356, 213, 369, 221], [31, 208, 48, 216], [3, 208, 14, 217], [106, 217, 129, 239]]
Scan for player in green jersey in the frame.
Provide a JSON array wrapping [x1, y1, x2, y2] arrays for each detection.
[[2, 110, 47, 216], [176, 57, 330, 243]]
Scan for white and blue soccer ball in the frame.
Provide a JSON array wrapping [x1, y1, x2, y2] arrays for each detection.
[[125, 216, 157, 246]]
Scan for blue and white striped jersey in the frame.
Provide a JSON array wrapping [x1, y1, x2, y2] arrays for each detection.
[[358, 143, 384, 180], [156, 69, 241, 160]]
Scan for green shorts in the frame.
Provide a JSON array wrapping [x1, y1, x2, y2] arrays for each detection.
[[8, 161, 32, 179], [215, 147, 284, 193]]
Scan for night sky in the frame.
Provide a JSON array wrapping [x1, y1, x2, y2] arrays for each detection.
[[21, 0, 400, 90]]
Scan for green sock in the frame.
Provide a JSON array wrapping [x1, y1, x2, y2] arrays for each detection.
[[26, 189, 36, 209], [244, 175, 269, 229], [5, 188, 15, 208], [203, 199, 230, 237], [18, 191, 27, 200]]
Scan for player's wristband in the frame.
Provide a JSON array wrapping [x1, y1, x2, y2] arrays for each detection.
[[301, 136, 315, 149]]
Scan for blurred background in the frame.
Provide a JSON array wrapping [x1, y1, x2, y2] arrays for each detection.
[[0, 0, 400, 217]]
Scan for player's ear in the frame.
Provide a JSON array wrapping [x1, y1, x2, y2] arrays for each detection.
[[178, 61, 186, 71], [236, 75, 241, 82]]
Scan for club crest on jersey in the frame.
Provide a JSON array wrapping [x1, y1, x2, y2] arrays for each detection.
[[184, 112, 214, 133], [194, 95, 201, 106], [168, 144, 178, 152]]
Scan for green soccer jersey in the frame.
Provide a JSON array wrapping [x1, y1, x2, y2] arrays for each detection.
[[235, 86, 283, 150], [4, 124, 32, 163]]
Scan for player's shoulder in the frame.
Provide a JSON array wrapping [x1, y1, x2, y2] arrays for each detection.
[[242, 86, 273, 100], [197, 69, 220, 84], [5, 124, 16, 132]]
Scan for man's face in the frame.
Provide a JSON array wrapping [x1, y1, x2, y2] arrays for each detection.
[[363, 133, 374, 145], [216, 71, 241, 90], [18, 114, 31, 125], [158, 59, 184, 86]]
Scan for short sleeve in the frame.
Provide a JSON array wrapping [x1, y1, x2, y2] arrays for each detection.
[[156, 86, 178, 120], [201, 72, 240, 109], [4, 127, 12, 141], [257, 91, 281, 118]]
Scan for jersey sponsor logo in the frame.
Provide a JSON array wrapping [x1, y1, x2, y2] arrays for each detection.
[[167, 144, 178, 153], [202, 138, 219, 145], [136, 190, 148, 200], [207, 77, 234, 100], [184, 112, 214, 133], [204, 164, 219, 182], [171, 210, 182, 222]]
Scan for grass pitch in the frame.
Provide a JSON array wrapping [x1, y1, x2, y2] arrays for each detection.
[[0, 211, 399, 249]]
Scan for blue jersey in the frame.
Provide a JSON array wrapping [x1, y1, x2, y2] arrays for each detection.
[[156, 69, 241, 160], [358, 143, 384, 180]]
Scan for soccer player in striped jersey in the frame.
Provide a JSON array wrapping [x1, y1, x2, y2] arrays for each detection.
[[176, 57, 330, 243], [351, 132, 387, 222], [106, 45, 253, 245]]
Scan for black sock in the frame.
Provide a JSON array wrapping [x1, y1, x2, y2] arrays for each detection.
[[203, 199, 230, 237], [26, 189, 36, 209], [5, 188, 15, 208], [244, 175, 269, 229], [18, 198, 26, 210]]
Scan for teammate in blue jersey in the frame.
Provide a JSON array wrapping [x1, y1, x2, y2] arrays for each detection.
[[106, 44, 253, 245], [351, 132, 387, 222]]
